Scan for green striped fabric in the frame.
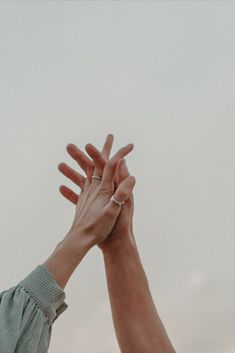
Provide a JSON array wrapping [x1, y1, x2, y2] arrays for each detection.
[[0, 265, 68, 353]]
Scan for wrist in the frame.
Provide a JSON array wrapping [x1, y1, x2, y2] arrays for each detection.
[[60, 229, 93, 257], [43, 230, 93, 290], [42, 246, 79, 290], [101, 232, 138, 258]]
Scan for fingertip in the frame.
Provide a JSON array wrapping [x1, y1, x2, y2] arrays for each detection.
[[85, 144, 95, 158], [107, 133, 114, 141], [124, 143, 134, 155], [59, 185, 65, 193], [85, 143, 93, 151], [127, 143, 134, 150], [58, 162, 65, 170], [66, 143, 74, 151]]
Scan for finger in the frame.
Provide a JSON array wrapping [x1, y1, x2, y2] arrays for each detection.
[[101, 143, 134, 186], [85, 143, 107, 177], [116, 160, 134, 214], [66, 143, 94, 182], [58, 162, 86, 190], [101, 133, 114, 159], [114, 159, 125, 188], [103, 175, 136, 217], [85, 134, 114, 183], [59, 185, 79, 205], [116, 158, 130, 185]]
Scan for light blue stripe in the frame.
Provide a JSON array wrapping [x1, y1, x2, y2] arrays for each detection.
[[0, 265, 68, 353]]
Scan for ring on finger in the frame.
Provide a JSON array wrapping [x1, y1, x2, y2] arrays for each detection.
[[92, 175, 102, 181], [111, 195, 125, 207]]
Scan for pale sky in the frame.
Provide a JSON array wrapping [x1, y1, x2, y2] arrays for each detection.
[[0, 1, 234, 353]]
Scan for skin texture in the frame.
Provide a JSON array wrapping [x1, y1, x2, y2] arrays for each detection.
[[56, 134, 176, 353], [43, 135, 135, 289]]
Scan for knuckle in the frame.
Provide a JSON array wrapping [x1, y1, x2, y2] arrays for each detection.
[[100, 183, 113, 195]]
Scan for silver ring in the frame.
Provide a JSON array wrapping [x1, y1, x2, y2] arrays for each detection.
[[111, 195, 125, 207], [92, 175, 102, 181]]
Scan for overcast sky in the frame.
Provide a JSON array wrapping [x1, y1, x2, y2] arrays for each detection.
[[0, 1, 234, 353]]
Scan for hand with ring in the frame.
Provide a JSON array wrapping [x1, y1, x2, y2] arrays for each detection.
[[42, 134, 176, 353], [57, 134, 136, 252]]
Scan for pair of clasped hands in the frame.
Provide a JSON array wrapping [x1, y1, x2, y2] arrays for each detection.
[[43, 133, 176, 353], [58, 133, 135, 253]]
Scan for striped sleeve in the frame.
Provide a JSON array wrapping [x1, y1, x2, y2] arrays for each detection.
[[0, 264, 68, 353]]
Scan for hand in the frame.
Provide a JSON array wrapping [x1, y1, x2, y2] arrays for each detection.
[[58, 135, 136, 253], [58, 134, 136, 253], [98, 159, 136, 253]]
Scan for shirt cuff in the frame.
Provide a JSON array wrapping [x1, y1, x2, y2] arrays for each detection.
[[17, 264, 68, 324]]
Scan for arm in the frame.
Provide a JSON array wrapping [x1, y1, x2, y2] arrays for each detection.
[[99, 159, 176, 353], [0, 134, 134, 353], [60, 138, 176, 353], [102, 236, 176, 353], [43, 135, 135, 290], [42, 230, 90, 289]]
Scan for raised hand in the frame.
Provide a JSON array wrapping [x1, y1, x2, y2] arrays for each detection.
[[56, 135, 176, 353], [58, 134, 136, 252]]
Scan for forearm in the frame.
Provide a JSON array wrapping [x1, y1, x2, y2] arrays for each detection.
[[43, 230, 91, 289], [102, 237, 176, 353]]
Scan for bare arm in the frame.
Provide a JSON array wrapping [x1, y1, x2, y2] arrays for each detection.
[[42, 230, 90, 289], [58, 135, 176, 352], [102, 236, 176, 353]]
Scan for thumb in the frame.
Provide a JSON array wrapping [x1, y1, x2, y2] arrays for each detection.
[[103, 175, 136, 218]]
